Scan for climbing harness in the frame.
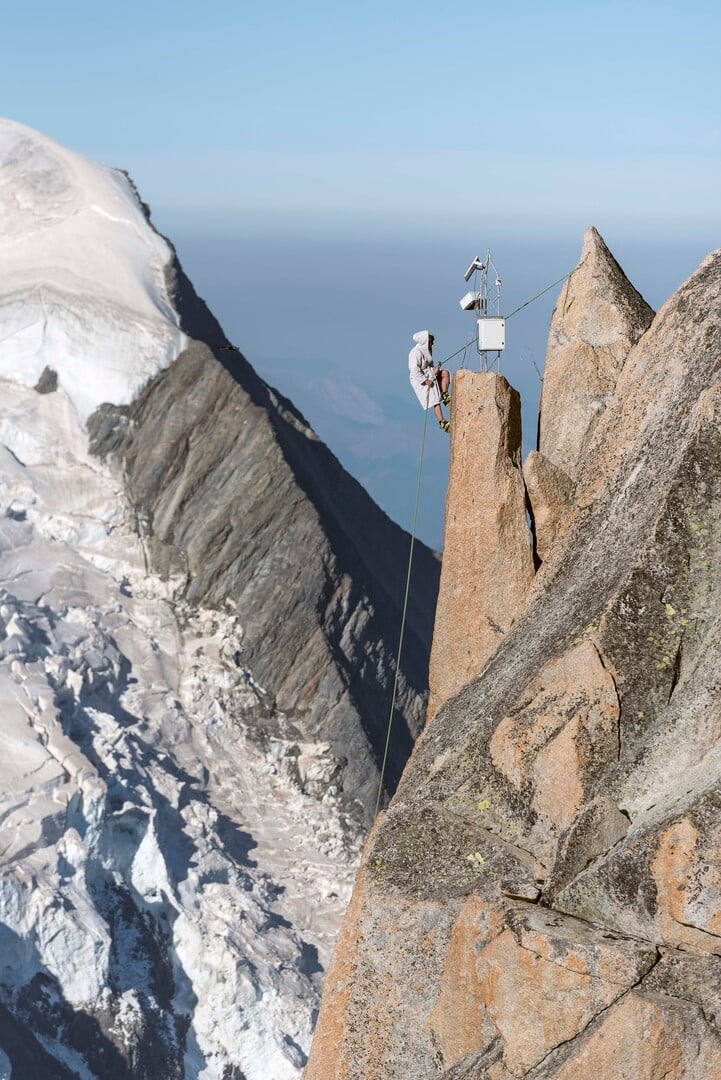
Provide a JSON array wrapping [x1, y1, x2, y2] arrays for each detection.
[[374, 384, 431, 818]]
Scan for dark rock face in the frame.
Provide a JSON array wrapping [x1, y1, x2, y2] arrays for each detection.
[[0, 1001, 78, 1079], [34, 365, 58, 394], [89, 250, 440, 820], [307, 246, 721, 1076], [12, 964, 183, 1080]]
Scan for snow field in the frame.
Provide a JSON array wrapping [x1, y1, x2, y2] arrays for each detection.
[[0, 118, 363, 1078], [0, 119, 186, 420], [0, 380, 360, 1077]]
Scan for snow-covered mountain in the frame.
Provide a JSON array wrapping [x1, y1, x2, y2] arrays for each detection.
[[0, 122, 184, 418], [0, 120, 438, 1077]]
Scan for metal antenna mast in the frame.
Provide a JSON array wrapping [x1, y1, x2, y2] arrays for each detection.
[[459, 250, 505, 372]]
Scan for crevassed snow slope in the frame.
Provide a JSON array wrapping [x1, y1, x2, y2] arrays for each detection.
[[0, 378, 360, 1078], [0, 122, 361, 1078], [0, 119, 186, 420]]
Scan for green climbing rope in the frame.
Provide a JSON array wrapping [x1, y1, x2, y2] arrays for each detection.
[[220, 267, 574, 816], [442, 336, 478, 365], [504, 268, 575, 321], [374, 385, 432, 818]]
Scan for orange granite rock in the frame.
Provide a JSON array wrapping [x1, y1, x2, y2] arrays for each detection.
[[651, 818, 721, 955], [489, 639, 619, 841], [544, 991, 721, 1079], [522, 449, 574, 563], [427, 370, 534, 718], [538, 226, 654, 482], [476, 905, 656, 1075], [309, 243, 721, 1079], [428, 896, 504, 1067], [305, 845, 463, 1079]]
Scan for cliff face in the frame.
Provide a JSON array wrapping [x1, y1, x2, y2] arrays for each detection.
[[90, 330, 439, 820], [307, 233, 721, 1078], [88, 202, 439, 826]]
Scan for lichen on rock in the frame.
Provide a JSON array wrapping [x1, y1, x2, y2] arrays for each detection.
[[307, 239, 721, 1078]]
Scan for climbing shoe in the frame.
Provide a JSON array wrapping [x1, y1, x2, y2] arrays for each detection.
[[441, 390, 451, 406], [438, 418, 450, 433]]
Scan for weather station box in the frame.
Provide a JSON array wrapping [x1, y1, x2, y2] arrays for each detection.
[[477, 317, 506, 351]]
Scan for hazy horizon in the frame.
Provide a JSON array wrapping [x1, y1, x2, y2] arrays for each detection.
[[154, 220, 716, 549], [3, 0, 719, 546]]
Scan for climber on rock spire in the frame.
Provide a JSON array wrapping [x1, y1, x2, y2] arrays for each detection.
[[408, 330, 451, 432]]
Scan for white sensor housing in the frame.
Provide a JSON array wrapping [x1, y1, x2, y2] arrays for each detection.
[[477, 317, 506, 351]]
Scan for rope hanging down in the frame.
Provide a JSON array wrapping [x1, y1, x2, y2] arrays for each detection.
[[373, 267, 575, 819], [217, 268, 575, 821], [374, 385, 431, 818]]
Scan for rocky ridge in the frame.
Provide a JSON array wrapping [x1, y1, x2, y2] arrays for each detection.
[[307, 231, 721, 1077], [89, 192, 439, 828], [89, 331, 439, 820], [537, 225, 655, 481]]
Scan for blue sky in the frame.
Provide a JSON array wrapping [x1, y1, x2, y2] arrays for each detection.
[[3, 1, 720, 544], [5, 0, 720, 231]]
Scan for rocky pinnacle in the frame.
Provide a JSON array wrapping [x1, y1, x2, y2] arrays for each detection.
[[427, 370, 534, 718], [307, 236, 721, 1078], [539, 226, 655, 481]]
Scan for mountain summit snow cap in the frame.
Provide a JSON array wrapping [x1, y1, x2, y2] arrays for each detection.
[[0, 119, 186, 422]]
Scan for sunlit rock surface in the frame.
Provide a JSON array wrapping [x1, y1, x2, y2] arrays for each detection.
[[522, 449, 574, 564], [308, 241, 721, 1078], [427, 371, 534, 718], [538, 225, 654, 482], [525, 227, 655, 565]]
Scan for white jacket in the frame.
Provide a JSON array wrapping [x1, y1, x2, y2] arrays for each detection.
[[408, 330, 441, 409]]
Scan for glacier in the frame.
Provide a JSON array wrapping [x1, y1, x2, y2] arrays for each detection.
[[0, 120, 186, 419], [0, 119, 365, 1078]]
